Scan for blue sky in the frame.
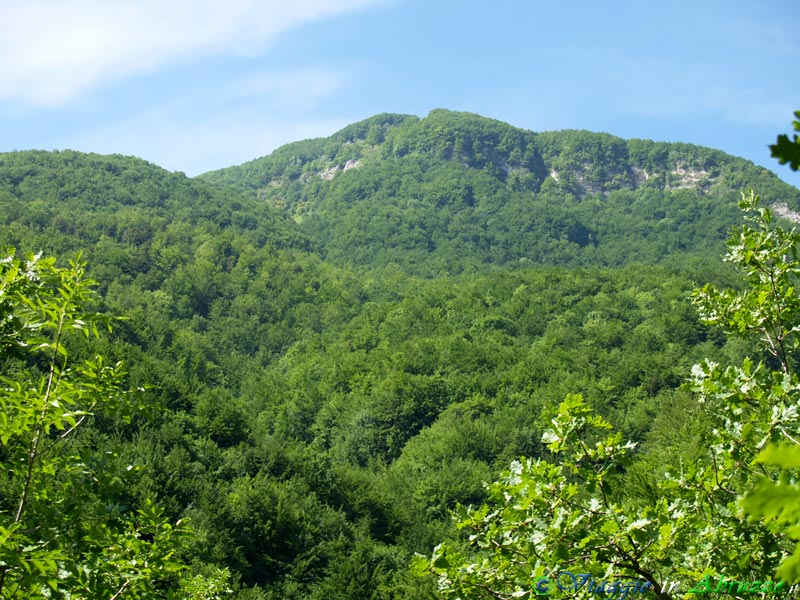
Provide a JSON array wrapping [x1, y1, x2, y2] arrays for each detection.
[[1, 0, 798, 187]]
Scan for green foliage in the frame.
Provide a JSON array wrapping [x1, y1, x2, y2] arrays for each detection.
[[201, 110, 799, 276], [693, 191, 800, 372], [0, 250, 188, 598], [412, 394, 663, 600], [744, 444, 800, 582], [415, 192, 800, 596], [172, 567, 235, 600], [2, 113, 798, 598], [770, 110, 800, 171], [694, 191, 800, 581]]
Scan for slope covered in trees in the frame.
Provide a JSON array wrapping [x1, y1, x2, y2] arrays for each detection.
[[202, 110, 800, 275], [415, 192, 800, 599], [0, 111, 798, 598], [0, 150, 312, 288]]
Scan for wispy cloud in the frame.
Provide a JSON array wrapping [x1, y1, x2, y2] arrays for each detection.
[[0, 0, 384, 106]]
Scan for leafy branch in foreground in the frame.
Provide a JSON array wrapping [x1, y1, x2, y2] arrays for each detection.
[[414, 191, 800, 598], [770, 110, 800, 171], [696, 191, 800, 583], [739, 110, 800, 585], [0, 250, 189, 599]]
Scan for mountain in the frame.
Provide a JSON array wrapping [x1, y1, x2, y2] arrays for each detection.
[[1, 114, 797, 598], [202, 109, 800, 275], [0, 149, 315, 291], [5, 112, 796, 281]]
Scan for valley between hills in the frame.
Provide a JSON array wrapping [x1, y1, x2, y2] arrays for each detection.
[[2, 109, 800, 599]]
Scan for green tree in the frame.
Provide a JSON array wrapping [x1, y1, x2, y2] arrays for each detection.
[[770, 110, 800, 171], [413, 191, 800, 597], [0, 250, 188, 598], [743, 109, 800, 582]]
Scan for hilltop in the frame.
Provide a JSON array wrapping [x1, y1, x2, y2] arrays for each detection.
[[201, 109, 800, 274], [2, 112, 798, 598]]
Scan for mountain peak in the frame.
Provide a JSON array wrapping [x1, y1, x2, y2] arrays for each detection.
[[197, 110, 799, 275]]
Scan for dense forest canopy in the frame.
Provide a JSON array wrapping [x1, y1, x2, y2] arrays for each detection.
[[202, 110, 800, 275], [1, 110, 799, 598]]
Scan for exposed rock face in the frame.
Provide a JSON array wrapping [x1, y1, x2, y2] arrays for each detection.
[[320, 165, 340, 180], [319, 159, 361, 180], [668, 165, 713, 190], [772, 202, 800, 224]]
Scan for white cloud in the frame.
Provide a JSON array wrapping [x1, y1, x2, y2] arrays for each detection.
[[0, 0, 384, 106]]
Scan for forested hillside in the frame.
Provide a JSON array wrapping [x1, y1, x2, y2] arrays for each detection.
[[202, 110, 800, 274], [1, 111, 799, 598]]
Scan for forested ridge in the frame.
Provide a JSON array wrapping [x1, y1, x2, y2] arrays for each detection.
[[1, 110, 800, 599], [202, 110, 800, 274]]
